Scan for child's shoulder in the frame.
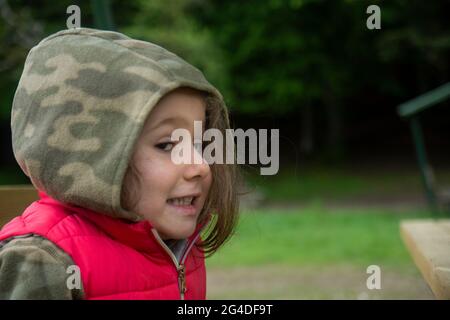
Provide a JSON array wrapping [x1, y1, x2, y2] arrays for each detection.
[[1, 200, 99, 243], [0, 234, 82, 299]]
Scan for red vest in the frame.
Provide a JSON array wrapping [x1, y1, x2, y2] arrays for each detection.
[[0, 191, 209, 300]]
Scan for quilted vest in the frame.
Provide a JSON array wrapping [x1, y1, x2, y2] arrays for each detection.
[[0, 190, 209, 300]]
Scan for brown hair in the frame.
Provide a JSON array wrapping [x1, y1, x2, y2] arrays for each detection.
[[121, 87, 243, 258]]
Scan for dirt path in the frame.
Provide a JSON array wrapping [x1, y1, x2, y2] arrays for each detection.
[[206, 264, 434, 299]]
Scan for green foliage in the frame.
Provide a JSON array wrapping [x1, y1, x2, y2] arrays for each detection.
[[1, 0, 449, 157], [191, 0, 449, 114]]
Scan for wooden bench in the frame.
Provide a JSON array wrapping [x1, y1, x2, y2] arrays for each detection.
[[0, 185, 39, 228], [400, 219, 450, 299]]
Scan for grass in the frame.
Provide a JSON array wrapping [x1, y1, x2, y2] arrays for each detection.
[[0, 163, 444, 272], [1, 163, 439, 298], [205, 205, 433, 271]]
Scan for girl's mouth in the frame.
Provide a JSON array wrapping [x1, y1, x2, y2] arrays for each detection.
[[167, 196, 194, 206], [166, 196, 198, 216]]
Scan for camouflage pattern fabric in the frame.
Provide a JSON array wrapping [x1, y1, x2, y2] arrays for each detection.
[[0, 235, 84, 299], [11, 27, 224, 221]]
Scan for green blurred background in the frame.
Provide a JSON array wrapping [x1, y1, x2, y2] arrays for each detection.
[[1, 0, 449, 299]]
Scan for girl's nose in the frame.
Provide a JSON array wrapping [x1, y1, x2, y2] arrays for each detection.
[[183, 141, 210, 180]]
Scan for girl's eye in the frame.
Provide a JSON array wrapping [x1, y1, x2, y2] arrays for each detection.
[[156, 142, 174, 152]]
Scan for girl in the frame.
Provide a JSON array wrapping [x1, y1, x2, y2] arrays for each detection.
[[0, 28, 240, 299]]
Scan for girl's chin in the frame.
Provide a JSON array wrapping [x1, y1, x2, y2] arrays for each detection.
[[158, 224, 197, 240]]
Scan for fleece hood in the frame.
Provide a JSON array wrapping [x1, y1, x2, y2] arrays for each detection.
[[11, 27, 223, 221]]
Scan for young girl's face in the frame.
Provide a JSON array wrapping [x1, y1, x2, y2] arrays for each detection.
[[129, 88, 212, 240]]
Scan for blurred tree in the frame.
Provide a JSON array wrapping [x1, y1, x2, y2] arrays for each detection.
[[190, 0, 450, 160], [0, 0, 449, 162], [375, 0, 450, 94]]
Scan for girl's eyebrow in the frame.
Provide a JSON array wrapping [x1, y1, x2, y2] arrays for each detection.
[[149, 116, 190, 132]]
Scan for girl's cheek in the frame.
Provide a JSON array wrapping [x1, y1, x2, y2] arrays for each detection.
[[204, 172, 213, 190]]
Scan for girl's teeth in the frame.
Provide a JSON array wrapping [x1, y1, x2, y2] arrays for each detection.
[[168, 197, 193, 205]]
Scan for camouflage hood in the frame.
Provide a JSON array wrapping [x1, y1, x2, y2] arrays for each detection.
[[11, 27, 223, 221]]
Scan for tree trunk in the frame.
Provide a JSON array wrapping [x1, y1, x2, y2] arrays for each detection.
[[324, 92, 344, 161], [300, 103, 314, 155]]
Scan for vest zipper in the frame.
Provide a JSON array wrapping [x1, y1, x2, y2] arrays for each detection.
[[150, 223, 208, 300], [177, 263, 186, 299], [180, 231, 203, 265], [151, 229, 189, 300]]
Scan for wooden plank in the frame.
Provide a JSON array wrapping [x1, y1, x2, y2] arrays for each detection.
[[0, 185, 39, 227], [400, 219, 450, 299]]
